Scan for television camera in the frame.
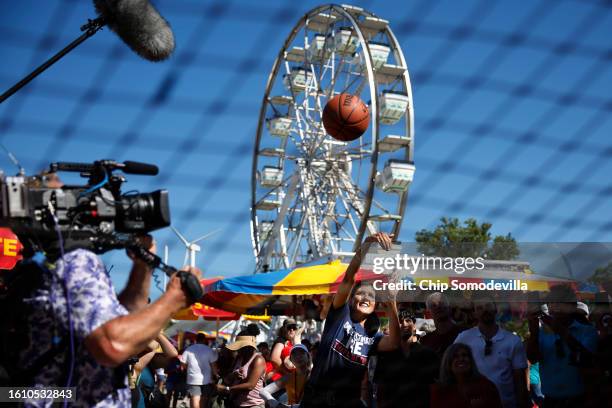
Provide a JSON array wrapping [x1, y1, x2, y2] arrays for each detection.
[[0, 159, 202, 302]]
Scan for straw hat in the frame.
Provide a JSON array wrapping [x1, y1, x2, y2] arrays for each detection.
[[226, 335, 258, 351]]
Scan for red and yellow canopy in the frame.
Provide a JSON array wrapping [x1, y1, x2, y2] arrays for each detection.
[[200, 259, 584, 314]]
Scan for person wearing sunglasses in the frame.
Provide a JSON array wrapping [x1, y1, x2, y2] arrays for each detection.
[[300, 233, 400, 408], [526, 285, 598, 408], [454, 293, 529, 408], [270, 319, 303, 383]]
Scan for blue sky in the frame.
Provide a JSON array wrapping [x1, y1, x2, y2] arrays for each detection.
[[1, 0, 611, 298]]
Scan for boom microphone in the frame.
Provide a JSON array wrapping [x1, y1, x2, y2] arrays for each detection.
[[51, 160, 159, 176], [93, 0, 175, 62], [122, 161, 159, 175]]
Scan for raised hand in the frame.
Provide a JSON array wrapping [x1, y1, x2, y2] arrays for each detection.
[[362, 232, 394, 252]]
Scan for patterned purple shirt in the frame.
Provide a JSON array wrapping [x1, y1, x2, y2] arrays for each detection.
[[21, 249, 131, 407]]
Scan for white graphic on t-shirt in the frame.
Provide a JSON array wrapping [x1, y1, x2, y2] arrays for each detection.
[[330, 322, 377, 366]]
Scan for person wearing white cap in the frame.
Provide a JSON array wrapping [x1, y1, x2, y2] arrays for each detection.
[[575, 302, 591, 325], [576, 302, 589, 316]]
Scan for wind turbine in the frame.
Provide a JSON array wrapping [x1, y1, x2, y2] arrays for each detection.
[[163, 244, 169, 289], [170, 226, 220, 269]]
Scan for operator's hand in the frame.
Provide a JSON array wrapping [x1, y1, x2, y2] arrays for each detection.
[[165, 266, 202, 310], [127, 234, 157, 266]]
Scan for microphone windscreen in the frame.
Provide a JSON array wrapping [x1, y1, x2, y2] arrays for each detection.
[[94, 0, 175, 62], [123, 161, 159, 175]]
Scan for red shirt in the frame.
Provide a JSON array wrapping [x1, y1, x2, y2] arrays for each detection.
[[430, 376, 502, 408], [280, 342, 293, 360], [271, 341, 293, 381]]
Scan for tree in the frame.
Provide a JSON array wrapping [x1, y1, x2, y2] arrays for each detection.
[[589, 262, 612, 285], [487, 234, 520, 261], [415, 217, 519, 260], [589, 262, 612, 288]]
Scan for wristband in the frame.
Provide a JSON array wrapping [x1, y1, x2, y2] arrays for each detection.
[[225, 386, 230, 393]]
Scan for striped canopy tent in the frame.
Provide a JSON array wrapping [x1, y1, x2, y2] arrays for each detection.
[[172, 302, 241, 321], [173, 277, 240, 321], [200, 256, 585, 314], [201, 260, 367, 315]]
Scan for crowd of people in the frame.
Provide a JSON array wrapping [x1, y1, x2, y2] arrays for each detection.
[[9, 229, 612, 408], [127, 233, 612, 408]]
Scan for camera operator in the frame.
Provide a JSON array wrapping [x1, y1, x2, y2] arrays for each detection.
[[16, 234, 201, 407], [0, 160, 203, 407]]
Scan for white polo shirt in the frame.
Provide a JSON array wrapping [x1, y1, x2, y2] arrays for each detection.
[[455, 326, 527, 408], [180, 343, 218, 385]]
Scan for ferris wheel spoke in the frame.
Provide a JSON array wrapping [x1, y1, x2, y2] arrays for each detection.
[[337, 170, 398, 223], [336, 170, 379, 235], [327, 198, 359, 243], [279, 192, 306, 266], [295, 166, 324, 258], [310, 146, 373, 164], [340, 69, 367, 97], [288, 218, 306, 265], [254, 170, 299, 208], [326, 171, 357, 232], [258, 174, 299, 267], [335, 186, 362, 237], [304, 58, 340, 158]]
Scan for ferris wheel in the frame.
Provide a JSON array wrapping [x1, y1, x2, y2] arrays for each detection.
[[251, 4, 415, 273]]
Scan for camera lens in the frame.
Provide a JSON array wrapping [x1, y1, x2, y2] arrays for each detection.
[[116, 190, 170, 233]]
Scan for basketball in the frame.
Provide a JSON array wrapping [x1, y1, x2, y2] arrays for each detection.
[[322, 93, 370, 142]]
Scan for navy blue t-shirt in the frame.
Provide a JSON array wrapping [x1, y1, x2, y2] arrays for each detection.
[[308, 302, 383, 393]]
